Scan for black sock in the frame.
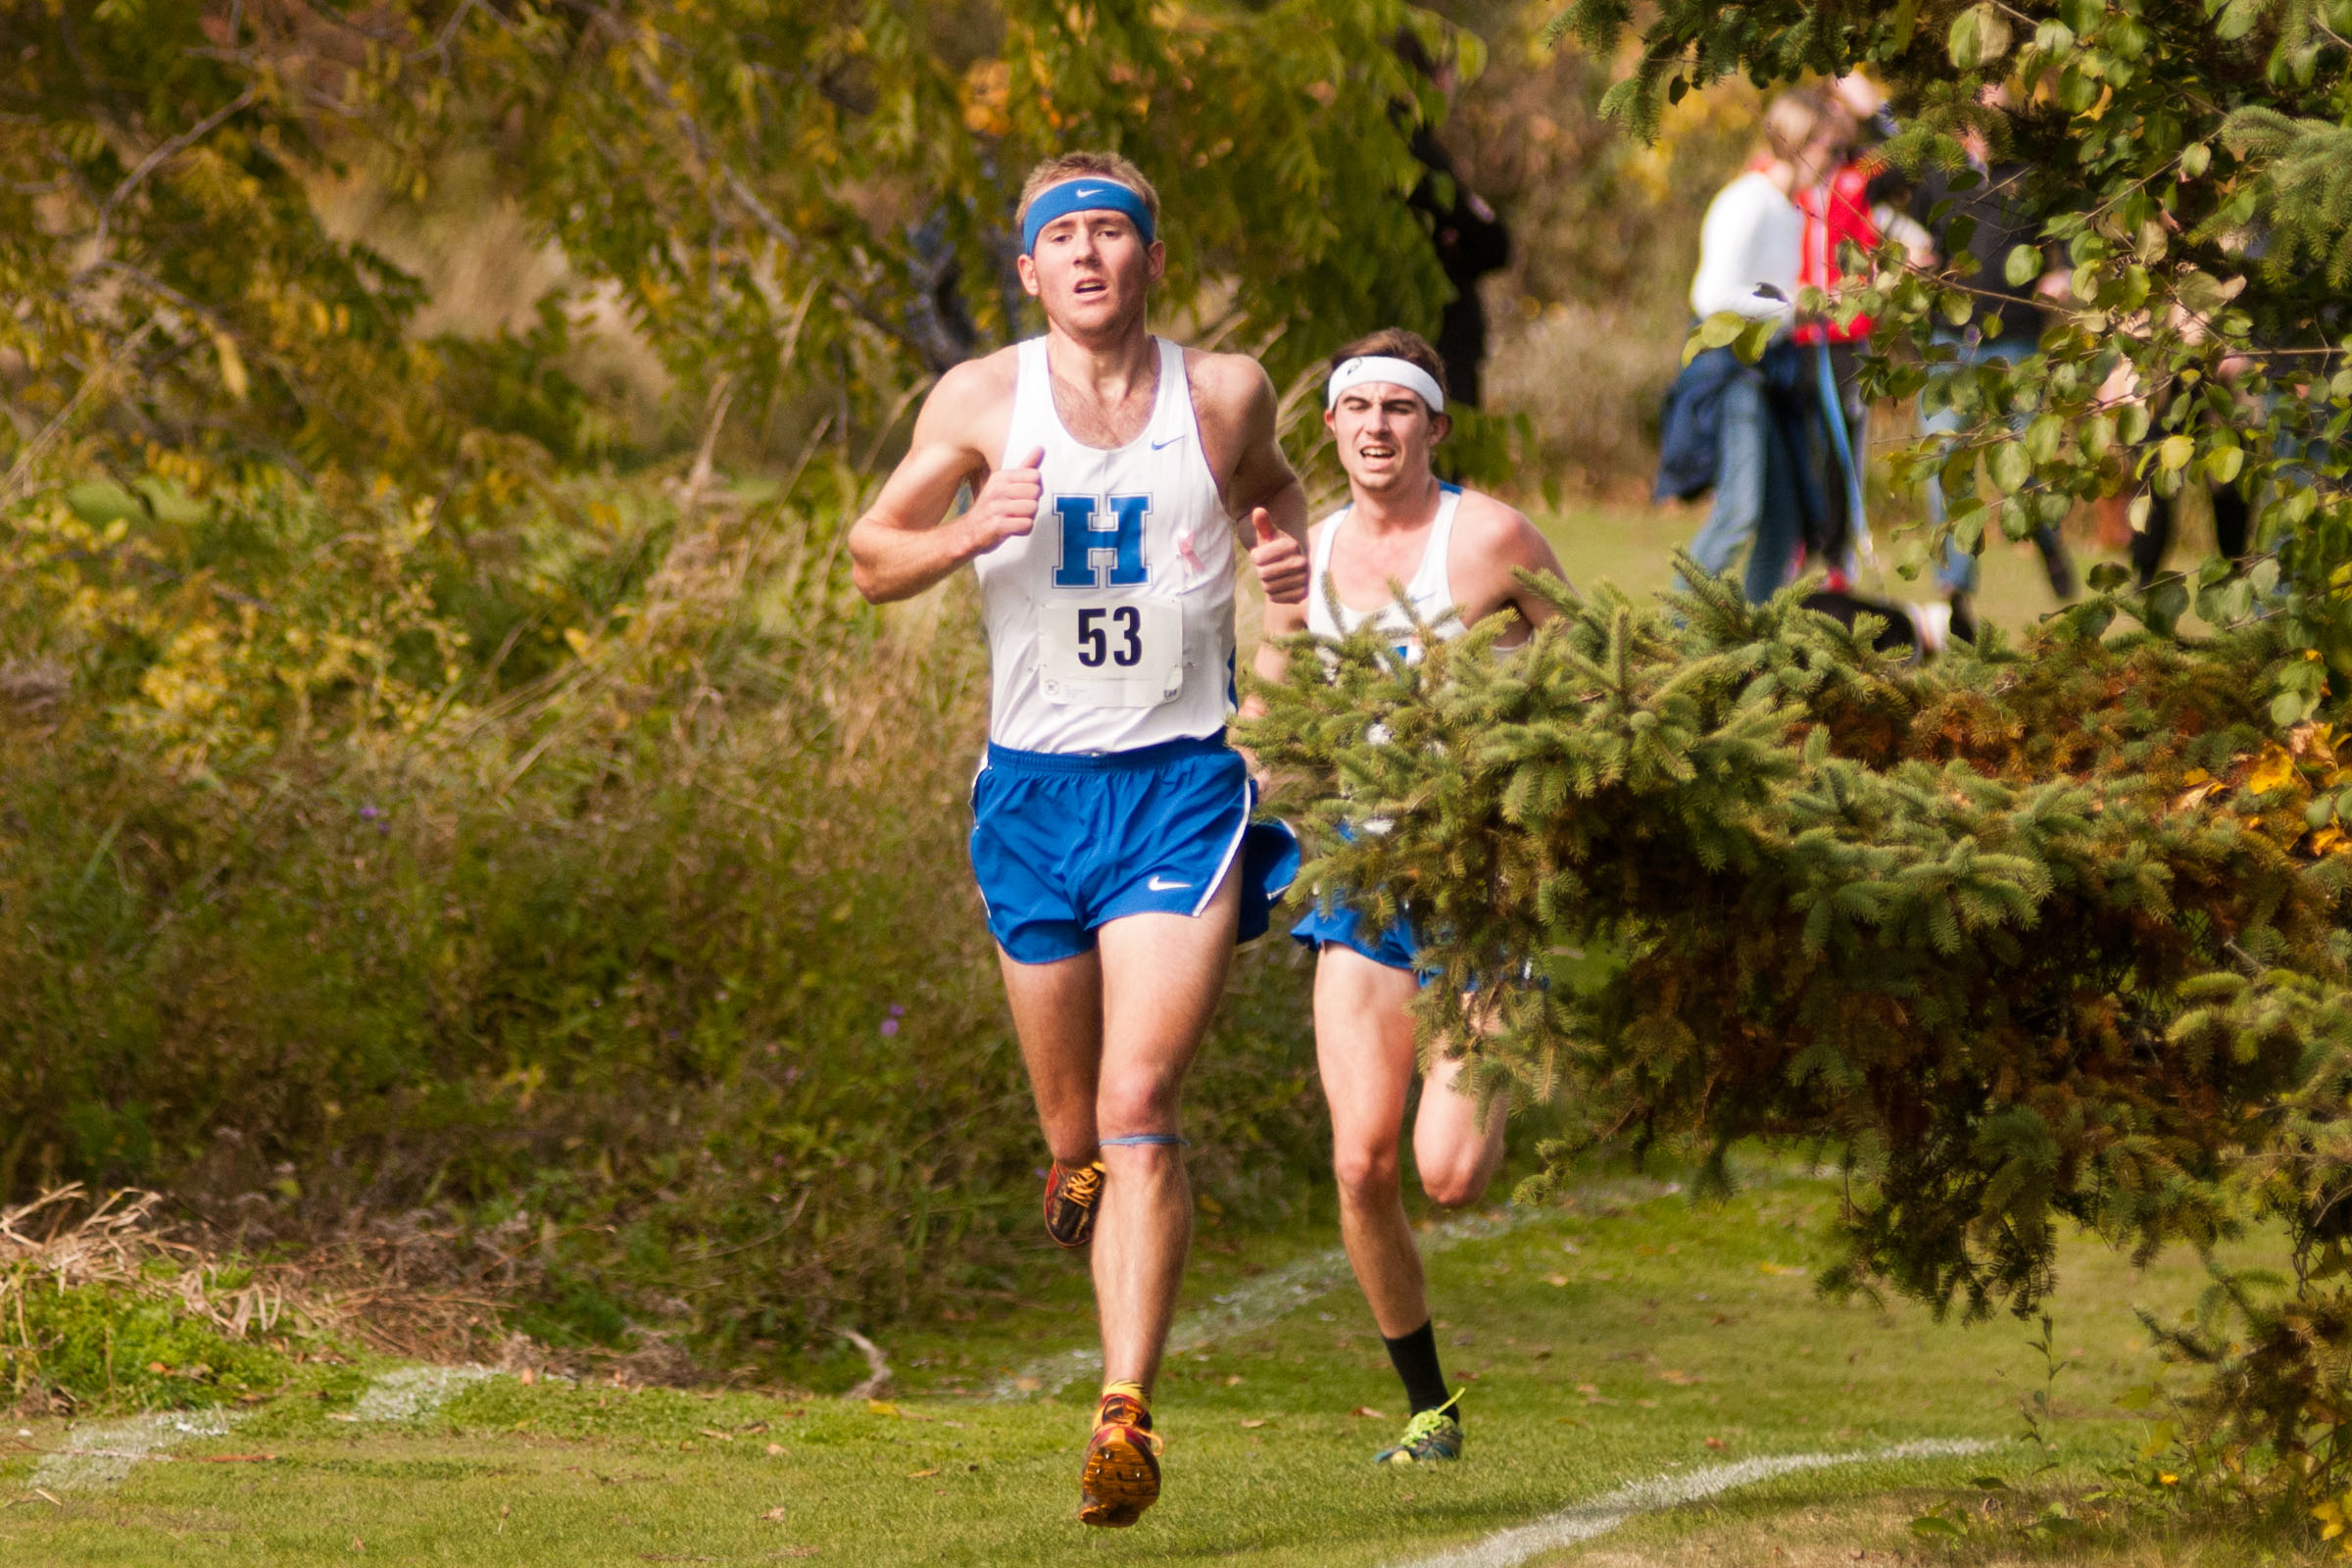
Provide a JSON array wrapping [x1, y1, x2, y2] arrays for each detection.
[[1382, 1320, 1450, 1415]]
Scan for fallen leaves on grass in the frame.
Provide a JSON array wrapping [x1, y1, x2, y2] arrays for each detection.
[[765, 1443, 786, 1455], [1224, 1374, 1243, 1386], [760, 1507, 788, 1521], [1704, 1436, 1728, 1450], [1657, 1369, 1702, 1386], [1351, 1406, 1387, 1419], [906, 1468, 938, 1479], [1240, 1419, 1270, 1429], [1544, 1273, 1569, 1287]]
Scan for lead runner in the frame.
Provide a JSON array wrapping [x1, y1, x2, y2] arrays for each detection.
[[847, 152, 1309, 1528]]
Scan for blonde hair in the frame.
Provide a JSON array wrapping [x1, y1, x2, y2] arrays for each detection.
[[1015, 152, 1161, 235], [1761, 90, 1828, 162]]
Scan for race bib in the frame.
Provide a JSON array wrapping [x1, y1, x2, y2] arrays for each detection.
[[1038, 598, 1185, 707]]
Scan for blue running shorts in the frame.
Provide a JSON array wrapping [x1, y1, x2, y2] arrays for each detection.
[[1292, 893, 1430, 983], [1295, 892, 1542, 993], [969, 731, 1300, 965]]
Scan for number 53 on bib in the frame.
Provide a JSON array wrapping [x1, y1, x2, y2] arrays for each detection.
[[1038, 598, 1184, 707]]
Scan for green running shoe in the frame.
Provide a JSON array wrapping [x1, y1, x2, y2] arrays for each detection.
[[1373, 1393, 1463, 1465]]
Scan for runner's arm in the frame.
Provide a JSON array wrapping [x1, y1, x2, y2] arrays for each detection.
[[1242, 560, 1314, 712], [1500, 519, 1572, 633], [1234, 536, 1315, 784], [849, 364, 1035, 605], [1219, 361, 1310, 605], [1457, 495, 1573, 641]]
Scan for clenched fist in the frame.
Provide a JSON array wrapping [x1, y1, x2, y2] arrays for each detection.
[[962, 446, 1045, 560], [1249, 508, 1307, 604]]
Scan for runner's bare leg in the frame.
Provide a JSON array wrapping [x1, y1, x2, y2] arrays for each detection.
[[1315, 947, 1506, 1337], [1414, 1040, 1508, 1208], [1091, 869, 1241, 1394], [1000, 950, 1105, 1166]]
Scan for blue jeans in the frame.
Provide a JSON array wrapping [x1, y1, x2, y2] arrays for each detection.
[[1684, 359, 1803, 603], [1922, 336, 2073, 598]]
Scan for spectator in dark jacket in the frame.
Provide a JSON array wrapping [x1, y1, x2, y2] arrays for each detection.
[[1911, 92, 2078, 634], [1395, 29, 1510, 408]]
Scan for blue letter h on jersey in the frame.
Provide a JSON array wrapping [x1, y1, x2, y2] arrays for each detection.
[[1052, 494, 1151, 588]]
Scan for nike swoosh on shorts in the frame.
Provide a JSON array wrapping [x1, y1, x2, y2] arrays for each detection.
[[1147, 875, 1192, 892]]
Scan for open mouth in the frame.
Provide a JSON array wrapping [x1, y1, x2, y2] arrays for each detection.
[[1073, 278, 1107, 298], [1357, 443, 1397, 462]]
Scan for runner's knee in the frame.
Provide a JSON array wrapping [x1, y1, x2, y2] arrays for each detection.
[[1419, 1162, 1492, 1210], [1097, 1081, 1182, 1145], [1332, 1141, 1401, 1203]]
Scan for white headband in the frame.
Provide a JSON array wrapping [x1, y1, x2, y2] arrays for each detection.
[[1325, 355, 1445, 415]]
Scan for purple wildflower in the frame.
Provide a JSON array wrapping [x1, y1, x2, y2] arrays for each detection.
[[879, 1018, 901, 1037]]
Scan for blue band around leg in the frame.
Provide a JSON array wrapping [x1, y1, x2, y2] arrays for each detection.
[[1100, 1134, 1189, 1149]]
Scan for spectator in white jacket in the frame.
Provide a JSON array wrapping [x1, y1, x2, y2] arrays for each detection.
[[1681, 91, 1847, 602]]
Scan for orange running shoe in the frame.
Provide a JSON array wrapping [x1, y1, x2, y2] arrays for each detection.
[[1077, 1382, 1162, 1528], [1043, 1158, 1105, 1250]]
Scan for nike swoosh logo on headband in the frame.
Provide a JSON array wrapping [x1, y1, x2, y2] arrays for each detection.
[[1073, 186, 1106, 198]]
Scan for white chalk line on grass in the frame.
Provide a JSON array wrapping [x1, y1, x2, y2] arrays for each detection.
[[342, 1363, 496, 1422], [985, 1201, 1578, 1400], [25, 1361, 499, 1496], [984, 1178, 1704, 1401], [29, 1409, 242, 1493], [1390, 1437, 1997, 1568]]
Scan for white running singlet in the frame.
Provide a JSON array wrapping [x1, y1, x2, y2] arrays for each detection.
[[1304, 485, 1468, 661], [976, 335, 1237, 754]]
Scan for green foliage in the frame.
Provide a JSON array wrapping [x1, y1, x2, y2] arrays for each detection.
[[1242, 560, 2352, 1499], [2, 0, 1478, 488], [3, 1278, 295, 1414]]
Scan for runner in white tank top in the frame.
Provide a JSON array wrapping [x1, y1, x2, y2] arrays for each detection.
[[846, 154, 1311, 1530], [976, 334, 1236, 754], [1303, 482, 1469, 658], [1247, 328, 1570, 1468]]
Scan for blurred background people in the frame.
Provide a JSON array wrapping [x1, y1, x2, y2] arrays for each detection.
[[1657, 89, 1845, 602], [1792, 76, 1934, 581]]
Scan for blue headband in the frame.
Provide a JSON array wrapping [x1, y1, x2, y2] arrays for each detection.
[[1020, 177, 1156, 256]]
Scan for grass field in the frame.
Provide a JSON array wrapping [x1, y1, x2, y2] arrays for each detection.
[[0, 1162, 2306, 1566], [1530, 495, 2116, 644]]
